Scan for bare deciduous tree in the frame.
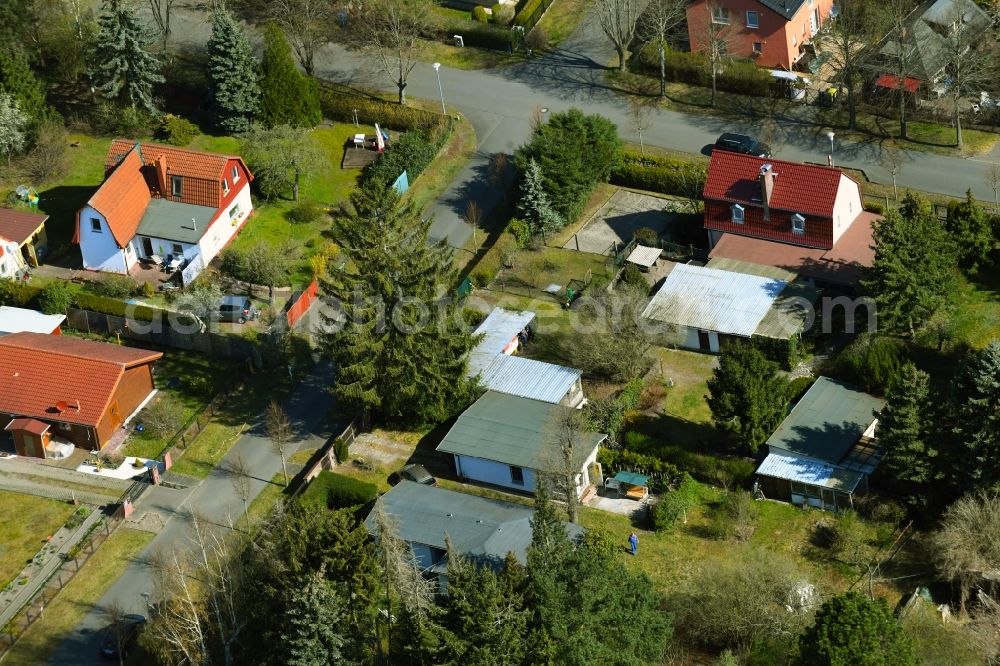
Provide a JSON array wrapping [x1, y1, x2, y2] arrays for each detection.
[[355, 0, 436, 105], [930, 490, 1000, 613], [878, 142, 906, 200], [541, 407, 593, 523], [465, 200, 484, 250], [820, 0, 886, 130], [143, 550, 210, 665], [265, 400, 293, 486], [189, 513, 248, 666], [596, 0, 641, 71], [147, 0, 178, 53], [941, 7, 994, 149], [269, 0, 334, 76], [700, 3, 733, 108], [226, 453, 253, 522], [565, 285, 656, 382], [987, 162, 1000, 209], [884, 0, 918, 140], [100, 600, 132, 666], [629, 98, 652, 154], [637, 0, 688, 97]]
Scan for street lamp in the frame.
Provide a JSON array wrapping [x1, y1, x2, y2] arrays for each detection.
[[827, 131, 836, 167], [432, 62, 446, 115]]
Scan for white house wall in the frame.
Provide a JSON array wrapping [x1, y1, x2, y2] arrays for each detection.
[[131, 236, 199, 264], [0, 240, 24, 278], [831, 174, 864, 245], [199, 184, 252, 265], [78, 206, 131, 273], [680, 326, 720, 353], [455, 454, 538, 494]]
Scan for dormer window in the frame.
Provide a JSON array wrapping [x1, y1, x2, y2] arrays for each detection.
[[731, 204, 745, 224], [791, 213, 806, 233], [171, 176, 183, 197], [222, 178, 230, 195]]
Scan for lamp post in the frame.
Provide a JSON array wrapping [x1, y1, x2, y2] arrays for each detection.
[[432, 62, 446, 115], [827, 131, 836, 167]]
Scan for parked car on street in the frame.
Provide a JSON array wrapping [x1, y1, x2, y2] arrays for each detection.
[[399, 464, 436, 485], [714, 133, 771, 157], [98, 614, 146, 660], [218, 296, 259, 324]]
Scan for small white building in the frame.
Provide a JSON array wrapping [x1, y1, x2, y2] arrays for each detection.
[[437, 390, 605, 498], [468, 308, 585, 407], [0, 306, 65, 336], [74, 140, 253, 284]]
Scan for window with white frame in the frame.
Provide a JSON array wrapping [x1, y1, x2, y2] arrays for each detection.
[[229, 201, 242, 224], [712, 6, 730, 24], [171, 176, 183, 197], [791, 213, 806, 233], [731, 204, 745, 224], [746, 10, 759, 27], [222, 178, 229, 195], [231, 165, 240, 183]]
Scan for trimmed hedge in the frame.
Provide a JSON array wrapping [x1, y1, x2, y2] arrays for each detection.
[[598, 448, 679, 494], [611, 152, 707, 198], [633, 45, 775, 97], [0, 279, 42, 307], [72, 291, 164, 323], [319, 88, 451, 138], [301, 470, 378, 509], [443, 21, 511, 50], [362, 129, 440, 186]]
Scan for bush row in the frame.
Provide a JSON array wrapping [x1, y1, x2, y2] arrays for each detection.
[[750, 333, 799, 371], [597, 448, 680, 495], [622, 431, 756, 489], [362, 129, 441, 186], [441, 21, 512, 50], [633, 45, 775, 97], [610, 151, 708, 198], [319, 88, 451, 138]]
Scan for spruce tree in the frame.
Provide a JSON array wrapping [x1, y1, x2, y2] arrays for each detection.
[[877, 362, 939, 507], [259, 22, 321, 128], [0, 46, 48, 126], [517, 158, 562, 238], [706, 342, 788, 453], [207, 10, 260, 134], [322, 179, 477, 426], [799, 592, 915, 666], [945, 189, 993, 272], [949, 341, 1000, 491], [282, 570, 353, 666], [91, 0, 163, 113], [862, 192, 958, 335]]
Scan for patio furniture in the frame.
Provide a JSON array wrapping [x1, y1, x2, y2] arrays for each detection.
[[605, 471, 650, 500], [353, 133, 365, 149], [148, 254, 163, 267], [165, 256, 183, 273]]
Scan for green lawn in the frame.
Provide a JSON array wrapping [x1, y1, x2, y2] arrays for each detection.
[[535, 0, 593, 47], [123, 352, 237, 460], [3, 528, 154, 666], [947, 272, 1000, 349], [0, 492, 76, 589], [496, 245, 612, 294]]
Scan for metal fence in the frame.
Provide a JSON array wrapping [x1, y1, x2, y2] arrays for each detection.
[[515, 0, 556, 33]]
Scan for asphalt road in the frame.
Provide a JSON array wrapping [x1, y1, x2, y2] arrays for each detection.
[[46, 362, 337, 666]]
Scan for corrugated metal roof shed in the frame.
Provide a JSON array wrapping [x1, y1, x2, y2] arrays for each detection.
[[626, 245, 662, 268], [641, 263, 787, 337], [757, 451, 864, 491], [436, 390, 605, 469], [364, 481, 583, 569], [766, 377, 884, 464], [754, 281, 820, 339], [467, 308, 536, 376], [477, 355, 580, 404]]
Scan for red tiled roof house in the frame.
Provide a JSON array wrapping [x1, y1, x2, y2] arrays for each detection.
[[0, 209, 49, 276], [0, 333, 161, 457], [703, 150, 877, 286], [687, 0, 835, 70], [74, 140, 254, 283]]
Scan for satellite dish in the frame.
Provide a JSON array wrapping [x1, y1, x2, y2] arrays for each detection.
[[56, 400, 68, 412]]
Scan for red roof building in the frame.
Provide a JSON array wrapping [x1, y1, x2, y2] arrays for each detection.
[[704, 151, 874, 286], [0, 332, 162, 455]]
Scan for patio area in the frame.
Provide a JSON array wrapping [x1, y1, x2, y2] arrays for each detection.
[[128, 259, 181, 287]]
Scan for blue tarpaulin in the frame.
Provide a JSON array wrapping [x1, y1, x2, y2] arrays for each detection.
[[613, 471, 649, 487]]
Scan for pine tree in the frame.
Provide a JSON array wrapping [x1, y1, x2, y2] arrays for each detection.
[[949, 341, 1000, 491], [526, 480, 572, 575], [862, 192, 958, 335], [91, 0, 164, 113], [706, 342, 788, 453], [0, 46, 48, 126], [877, 362, 939, 508], [207, 10, 260, 134], [323, 179, 477, 426], [282, 570, 354, 666], [517, 158, 562, 238], [259, 22, 321, 128]]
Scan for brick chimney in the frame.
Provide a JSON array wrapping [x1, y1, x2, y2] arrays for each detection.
[[759, 164, 776, 222], [155, 156, 168, 196]]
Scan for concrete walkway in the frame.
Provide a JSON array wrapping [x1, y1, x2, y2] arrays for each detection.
[[47, 361, 338, 666], [0, 507, 105, 629]]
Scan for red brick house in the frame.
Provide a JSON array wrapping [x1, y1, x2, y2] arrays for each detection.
[[686, 0, 835, 70], [0, 333, 162, 457], [704, 150, 877, 286]]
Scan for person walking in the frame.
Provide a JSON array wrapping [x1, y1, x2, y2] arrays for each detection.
[[628, 532, 638, 556]]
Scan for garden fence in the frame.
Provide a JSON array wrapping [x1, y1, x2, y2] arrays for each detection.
[[291, 412, 370, 497], [516, 0, 556, 33]]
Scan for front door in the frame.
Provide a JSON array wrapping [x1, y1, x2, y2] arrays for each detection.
[[142, 237, 154, 256], [697, 330, 711, 351]]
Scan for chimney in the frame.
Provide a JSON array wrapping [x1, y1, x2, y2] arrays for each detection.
[[155, 156, 168, 196], [759, 164, 776, 222]]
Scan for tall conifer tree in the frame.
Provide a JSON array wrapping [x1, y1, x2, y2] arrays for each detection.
[[207, 10, 260, 134], [259, 22, 321, 128], [91, 0, 163, 113]]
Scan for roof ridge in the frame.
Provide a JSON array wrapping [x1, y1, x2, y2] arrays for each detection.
[[0, 334, 147, 368], [115, 138, 236, 161]]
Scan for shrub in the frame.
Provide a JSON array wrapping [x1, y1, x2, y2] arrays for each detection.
[[302, 471, 378, 509], [287, 200, 325, 224], [140, 395, 186, 439], [184, 375, 213, 396], [141, 281, 155, 298], [585, 378, 644, 446], [634, 226, 659, 246], [633, 45, 773, 97], [839, 334, 908, 394], [92, 274, 139, 299], [462, 307, 486, 328], [597, 447, 679, 494], [623, 431, 755, 488], [319, 88, 450, 136], [362, 130, 440, 186], [507, 217, 532, 247], [652, 473, 701, 531], [619, 263, 647, 291], [524, 25, 548, 50], [333, 437, 350, 464], [0, 279, 40, 307], [514, 0, 544, 26], [710, 489, 759, 541], [155, 113, 199, 146], [611, 151, 707, 198], [444, 21, 512, 49], [472, 5, 489, 22], [38, 281, 72, 314], [786, 375, 816, 402], [864, 201, 885, 214], [491, 3, 514, 24], [71, 291, 164, 323]]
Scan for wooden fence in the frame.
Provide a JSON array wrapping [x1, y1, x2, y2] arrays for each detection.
[[291, 413, 369, 496]]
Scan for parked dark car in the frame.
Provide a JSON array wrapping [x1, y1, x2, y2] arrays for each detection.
[[98, 614, 146, 660], [218, 296, 259, 324], [714, 133, 771, 157], [399, 464, 436, 485]]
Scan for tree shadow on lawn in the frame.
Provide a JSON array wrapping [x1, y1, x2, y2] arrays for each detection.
[[37, 185, 98, 246], [628, 412, 732, 457]]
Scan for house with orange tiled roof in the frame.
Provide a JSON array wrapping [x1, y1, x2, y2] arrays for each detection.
[[0, 332, 162, 457], [74, 140, 253, 283], [703, 150, 877, 286], [0, 209, 49, 275]]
